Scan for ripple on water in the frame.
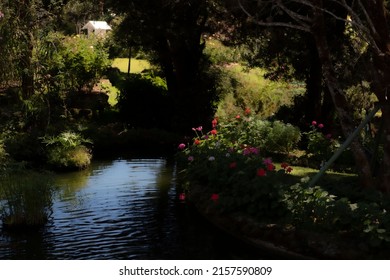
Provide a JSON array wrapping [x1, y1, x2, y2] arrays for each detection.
[[0, 158, 274, 260]]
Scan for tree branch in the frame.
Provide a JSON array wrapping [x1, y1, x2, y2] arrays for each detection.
[[237, 0, 311, 32]]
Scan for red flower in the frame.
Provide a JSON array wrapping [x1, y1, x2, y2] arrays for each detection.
[[257, 168, 266, 177], [266, 163, 275, 171], [286, 167, 293, 173], [179, 193, 186, 201], [212, 118, 218, 128], [229, 162, 237, 169], [211, 129, 217, 135], [311, 121, 317, 126], [281, 162, 289, 169], [244, 107, 251, 115], [210, 193, 219, 202], [194, 139, 201, 145], [318, 123, 324, 129]]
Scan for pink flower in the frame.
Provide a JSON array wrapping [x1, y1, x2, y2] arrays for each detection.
[[257, 168, 266, 177], [196, 126, 203, 131], [178, 143, 186, 150], [263, 158, 273, 165], [249, 147, 259, 155], [311, 121, 317, 126], [179, 193, 186, 201], [318, 123, 324, 129], [235, 115, 241, 120], [211, 193, 219, 202], [326, 133, 332, 139], [188, 156, 194, 162]]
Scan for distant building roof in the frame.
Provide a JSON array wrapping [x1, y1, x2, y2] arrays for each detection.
[[82, 21, 112, 31]]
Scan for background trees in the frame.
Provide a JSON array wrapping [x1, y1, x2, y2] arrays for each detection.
[[108, 0, 226, 132], [232, 0, 390, 191]]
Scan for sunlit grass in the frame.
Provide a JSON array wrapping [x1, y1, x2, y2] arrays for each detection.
[[112, 58, 150, 73]]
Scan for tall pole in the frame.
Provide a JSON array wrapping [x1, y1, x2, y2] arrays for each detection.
[[127, 45, 132, 75], [307, 103, 382, 188]]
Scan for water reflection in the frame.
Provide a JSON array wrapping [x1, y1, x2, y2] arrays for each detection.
[[0, 158, 272, 260]]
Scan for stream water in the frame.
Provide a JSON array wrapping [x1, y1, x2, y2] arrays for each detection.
[[0, 158, 270, 260]]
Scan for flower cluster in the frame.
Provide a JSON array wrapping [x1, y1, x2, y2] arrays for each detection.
[[177, 111, 293, 206], [306, 120, 337, 162]]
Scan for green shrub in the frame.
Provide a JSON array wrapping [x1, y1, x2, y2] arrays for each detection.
[[0, 171, 55, 227], [219, 115, 301, 155], [116, 72, 173, 129], [3, 131, 45, 162], [284, 179, 390, 247], [38, 32, 112, 94], [42, 131, 92, 170]]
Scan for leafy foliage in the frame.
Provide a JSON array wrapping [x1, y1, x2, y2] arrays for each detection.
[[219, 114, 301, 154], [177, 108, 390, 254], [284, 179, 390, 247], [213, 64, 305, 120], [39, 33, 112, 94], [116, 71, 173, 129], [41, 131, 92, 170]]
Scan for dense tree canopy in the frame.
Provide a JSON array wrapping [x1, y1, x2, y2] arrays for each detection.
[[107, 0, 228, 131], [233, 0, 390, 191]]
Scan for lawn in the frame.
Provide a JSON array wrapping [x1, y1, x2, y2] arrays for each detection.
[[112, 58, 151, 73]]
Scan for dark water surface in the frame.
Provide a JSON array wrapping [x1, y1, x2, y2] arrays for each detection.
[[0, 158, 270, 260]]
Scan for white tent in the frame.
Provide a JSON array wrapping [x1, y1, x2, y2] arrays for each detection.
[[82, 21, 112, 37]]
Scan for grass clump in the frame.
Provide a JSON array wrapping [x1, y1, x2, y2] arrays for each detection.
[[0, 171, 55, 228]]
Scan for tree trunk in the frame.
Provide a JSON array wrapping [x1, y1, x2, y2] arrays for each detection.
[[305, 41, 323, 122], [311, 0, 374, 188]]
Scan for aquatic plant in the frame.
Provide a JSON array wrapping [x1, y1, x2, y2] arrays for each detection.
[[0, 171, 55, 228]]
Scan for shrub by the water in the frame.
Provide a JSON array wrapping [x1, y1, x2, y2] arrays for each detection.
[[41, 131, 92, 170]]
